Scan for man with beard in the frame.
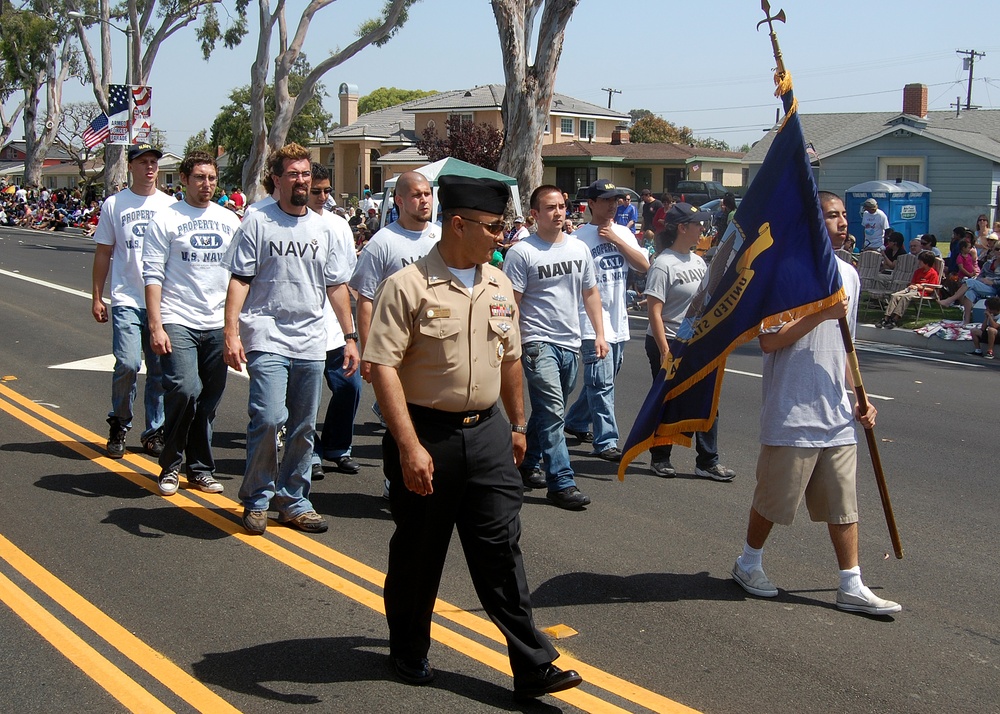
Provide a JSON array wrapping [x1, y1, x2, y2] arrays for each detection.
[[223, 143, 359, 535], [142, 151, 241, 496]]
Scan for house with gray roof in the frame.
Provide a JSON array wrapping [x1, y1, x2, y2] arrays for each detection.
[[312, 83, 630, 202], [743, 84, 1000, 238]]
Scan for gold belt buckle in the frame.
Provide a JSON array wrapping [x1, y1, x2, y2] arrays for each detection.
[[462, 413, 480, 427]]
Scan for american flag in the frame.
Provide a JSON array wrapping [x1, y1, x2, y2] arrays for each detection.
[[107, 84, 130, 117], [82, 113, 110, 149]]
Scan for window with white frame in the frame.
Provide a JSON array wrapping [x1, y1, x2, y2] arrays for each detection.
[[560, 117, 574, 136], [449, 112, 473, 126], [878, 156, 924, 184], [579, 119, 596, 140]]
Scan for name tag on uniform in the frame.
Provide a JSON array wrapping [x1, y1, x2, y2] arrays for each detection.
[[426, 308, 451, 318]]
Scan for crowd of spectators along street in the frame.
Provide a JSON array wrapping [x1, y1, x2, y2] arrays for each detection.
[[0, 180, 103, 233]]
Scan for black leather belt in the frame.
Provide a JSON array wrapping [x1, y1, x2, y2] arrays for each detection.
[[407, 403, 497, 428]]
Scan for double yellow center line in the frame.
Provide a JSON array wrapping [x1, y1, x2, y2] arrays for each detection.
[[0, 381, 699, 713]]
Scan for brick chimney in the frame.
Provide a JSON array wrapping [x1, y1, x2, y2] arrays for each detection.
[[902, 83, 928, 118], [611, 125, 630, 145], [339, 82, 359, 126]]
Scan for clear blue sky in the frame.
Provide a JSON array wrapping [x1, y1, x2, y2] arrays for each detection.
[[37, 0, 1000, 154]]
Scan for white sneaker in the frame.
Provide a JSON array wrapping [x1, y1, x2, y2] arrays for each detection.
[[836, 585, 901, 615], [732, 560, 778, 597], [158, 469, 179, 497]]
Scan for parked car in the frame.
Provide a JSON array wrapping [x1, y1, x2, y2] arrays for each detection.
[[674, 180, 729, 207]]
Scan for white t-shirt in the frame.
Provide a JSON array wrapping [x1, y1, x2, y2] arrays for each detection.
[[502, 233, 597, 350], [242, 195, 276, 218], [573, 222, 640, 343], [142, 200, 241, 330], [222, 202, 354, 361], [759, 259, 860, 447], [319, 210, 358, 351], [349, 221, 440, 300], [644, 249, 707, 340], [93, 188, 176, 309], [861, 209, 890, 250]]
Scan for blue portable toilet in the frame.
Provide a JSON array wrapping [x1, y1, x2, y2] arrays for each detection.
[[846, 180, 931, 251]]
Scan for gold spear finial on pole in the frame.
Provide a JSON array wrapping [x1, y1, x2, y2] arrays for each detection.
[[757, 0, 787, 77]]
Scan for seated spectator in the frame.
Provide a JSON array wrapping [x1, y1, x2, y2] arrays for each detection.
[[968, 296, 1000, 358], [945, 226, 967, 277], [940, 246, 1000, 323], [843, 233, 857, 253], [990, 221, 1000, 242], [878, 251, 940, 329], [908, 238, 922, 255], [974, 215, 992, 257], [880, 231, 907, 273], [562, 219, 575, 234], [348, 207, 363, 228], [919, 233, 941, 257], [956, 239, 980, 279]]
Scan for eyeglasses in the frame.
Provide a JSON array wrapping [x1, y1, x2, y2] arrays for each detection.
[[310, 187, 333, 195], [281, 171, 311, 180], [453, 214, 505, 235]]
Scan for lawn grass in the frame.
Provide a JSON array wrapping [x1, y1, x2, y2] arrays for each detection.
[[857, 297, 961, 330]]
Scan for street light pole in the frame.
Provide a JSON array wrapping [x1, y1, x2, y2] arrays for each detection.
[[68, 10, 132, 143]]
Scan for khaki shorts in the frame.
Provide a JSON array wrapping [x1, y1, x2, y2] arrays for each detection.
[[752, 444, 858, 526]]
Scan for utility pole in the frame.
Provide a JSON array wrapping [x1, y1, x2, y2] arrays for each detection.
[[956, 49, 985, 110], [601, 87, 621, 109]]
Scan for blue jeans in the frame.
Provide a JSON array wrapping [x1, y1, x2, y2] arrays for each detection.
[[158, 324, 228, 476], [521, 342, 579, 492], [240, 351, 323, 520], [644, 334, 719, 468], [564, 339, 624, 452], [312, 345, 362, 464], [109, 305, 164, 438]]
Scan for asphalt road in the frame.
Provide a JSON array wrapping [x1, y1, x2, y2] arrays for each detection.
[[1, 225, 998, 714]]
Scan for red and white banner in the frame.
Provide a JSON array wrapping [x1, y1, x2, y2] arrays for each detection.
[[131, 86, 152, 143]]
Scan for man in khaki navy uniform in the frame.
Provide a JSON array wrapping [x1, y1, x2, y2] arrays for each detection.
[[366, 174, 583, 701]]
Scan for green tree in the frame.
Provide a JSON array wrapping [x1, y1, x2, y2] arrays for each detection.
[[358, 86, 437, 114], [628, 108, 654, 124], [629, 115, 694, 144], [70, 0, 250, 192], [211, 55, 332, 189], [184, 129, 213, 157], [242, 0, 420, 200], [692, 137, 731, 151]]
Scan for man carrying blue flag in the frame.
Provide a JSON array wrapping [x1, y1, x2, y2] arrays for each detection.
[[731, 191, 901, 616]]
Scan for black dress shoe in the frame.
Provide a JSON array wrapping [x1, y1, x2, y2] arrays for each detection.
[[564, 428, 593, 443], [310, 463, 325, 481], [513, 663, 583, 700], [391, 656, 435, 685], [333, 455, 361, 474], [546, 486, 591, 510], [519, 466, 546, 490]]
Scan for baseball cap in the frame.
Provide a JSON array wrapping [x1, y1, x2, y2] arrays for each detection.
[[513, 215, 524, 223], [127, 143, 162, 162], [663, 202, 710, 225], [586, 179, 626, 200], [863, 198, 878, 209]]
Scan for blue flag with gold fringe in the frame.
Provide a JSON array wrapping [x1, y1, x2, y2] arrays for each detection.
[[618, 75, 846, 479]]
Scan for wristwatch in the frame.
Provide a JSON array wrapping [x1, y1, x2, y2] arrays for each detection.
[[511, 424, 528, 434], [344, 332, 359, 341]]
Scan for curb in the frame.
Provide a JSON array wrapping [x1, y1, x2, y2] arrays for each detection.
[[857, 323, 971, 354]]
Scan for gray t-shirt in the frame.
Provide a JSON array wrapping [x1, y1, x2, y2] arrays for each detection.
[[349, 221, 440, 299], [502, 233, 596, 350], [759, 258, 860, 447], [222, 202, 353, 361], [142, 200, 241, 330], [644, 248, 707, 339]]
